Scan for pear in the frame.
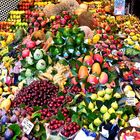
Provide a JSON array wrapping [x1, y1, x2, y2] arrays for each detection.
[[97, 97, 104, 102], [89, 123, 94, 131], [33, 49, 43, 60], [88, 102, 94, 111], [93, 118, 102, 126], [105, 88, 113, 95], [104, 94, 112, 100], [113, 92, 121, 98], [97, 90, 105, 97], [103, 112, 110, 121], [90, 94, 97, 101], [122, 114, 128, 121], [100, 105, 108, 114], [108, 107, 115, 114], [111, 101, 118, 110]]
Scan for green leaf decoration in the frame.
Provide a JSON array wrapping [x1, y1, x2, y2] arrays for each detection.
[[96, 100, 103, 109], [19, 104, 26, 108], [72, 114, 79, 122], [9, 124, 21, 140], [33, 106, 42, 112], [57, 110, 65, 120], [32, 112, 41, 119], [34, 123, 46, 138]]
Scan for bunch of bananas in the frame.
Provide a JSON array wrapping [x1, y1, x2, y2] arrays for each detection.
[[39, 63, 70, 90]]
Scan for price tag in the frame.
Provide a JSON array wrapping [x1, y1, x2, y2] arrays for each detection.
[[126, 97, 135, 106], [22, 118, 34, 135]]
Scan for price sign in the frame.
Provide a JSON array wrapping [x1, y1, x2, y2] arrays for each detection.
[[126, 97, 135, 106], [114, 0, 125, 15], [22, 118, 34, 135], [135, 62, 140, 69]]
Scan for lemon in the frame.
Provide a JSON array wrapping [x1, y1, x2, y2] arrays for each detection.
[[0, 88, 3, 94], [92, 34, 100, 44], [134, 45, 140, 51], [130, 32, 135, 36], [131, 35, 138, 41], [50, 16, 55, 20]]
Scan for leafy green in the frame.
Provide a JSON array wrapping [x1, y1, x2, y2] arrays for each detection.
[[9, 124, 21, 140]]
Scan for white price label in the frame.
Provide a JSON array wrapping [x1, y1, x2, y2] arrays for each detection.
[[22, 118, 34, 135], [126, 97, 135, 106], [135, 63, 140, 69]]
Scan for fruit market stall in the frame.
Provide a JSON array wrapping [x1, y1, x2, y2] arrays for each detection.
[[0, 0, 140, 140]]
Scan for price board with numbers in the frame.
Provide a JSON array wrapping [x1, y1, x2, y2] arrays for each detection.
[[22, 118, 34, 135]]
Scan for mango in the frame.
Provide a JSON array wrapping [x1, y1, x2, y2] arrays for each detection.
[[92, 62, 101, 75], [83, 55, 94, 66], [0, 99, 11, 111], [99, 72, 108, 84], [87, 74, 99, 85], [78, 66, 89, 79]]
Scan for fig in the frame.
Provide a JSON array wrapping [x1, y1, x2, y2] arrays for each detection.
[[4, 129, 14, 140]]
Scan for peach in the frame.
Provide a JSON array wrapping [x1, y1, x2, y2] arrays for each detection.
[[99, 72, 108, 84], [92, 62, 101, 75], [83, 55, 94, 66], [78, 66, 89, 79]]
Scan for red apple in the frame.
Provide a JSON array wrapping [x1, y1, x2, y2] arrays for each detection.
[[83, 55, 94, 66], [96, 29, 102, 34], [22, 49, 30, 58], [26, 40, 36, 49], [103, 34, 108, 39]]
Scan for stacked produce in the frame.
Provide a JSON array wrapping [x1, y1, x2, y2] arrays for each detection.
[[0, 0, 140, 140]]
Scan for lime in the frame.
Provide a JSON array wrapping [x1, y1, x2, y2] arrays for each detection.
[[72, 26, 80, 34], [54, 37, 64, 45], [63, 27, 71, 37]]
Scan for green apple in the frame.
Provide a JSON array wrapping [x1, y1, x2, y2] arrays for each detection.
[[100, 105, 108, 114], [103, 112, 110, 121], [26, 57, 34, 65], [93, 118, 102, 126], [88, 102, 94, 111], [36, 59, 46, 71], [25, 69, 32, 77], [108, 107, 115, 114], [105, 88, 113, 95], [113, 92, 121, 98], [122, 114, 128, 121], [97, 90, 105, 97], [111, 101, 118, 110], [90, 94, 98, 101], [104, 94, 112, 100], [34, 49, 43, 60]]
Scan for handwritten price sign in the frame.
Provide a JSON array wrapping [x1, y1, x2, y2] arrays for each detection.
[[22, 118, 34, 135]]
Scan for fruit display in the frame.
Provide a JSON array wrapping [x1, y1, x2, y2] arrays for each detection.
[[0, 0, 140, 140]]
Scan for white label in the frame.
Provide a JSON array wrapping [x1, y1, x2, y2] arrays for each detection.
[[22, 118, 34, 135], [135, 63, 140, 69], [126, 97, 135, 106]]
